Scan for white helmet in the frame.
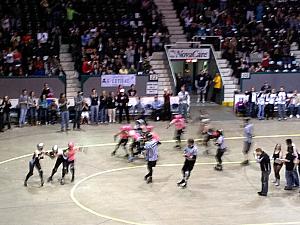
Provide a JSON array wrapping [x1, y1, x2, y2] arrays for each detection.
[[37, 143, 44, 150], [52, 145, 58, 153]]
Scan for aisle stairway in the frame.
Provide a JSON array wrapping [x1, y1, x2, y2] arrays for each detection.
[[59, 44, 80, 98], [150, 52, 173, 95], [214, 51, 239, 106], [154, 0, 186, 43]]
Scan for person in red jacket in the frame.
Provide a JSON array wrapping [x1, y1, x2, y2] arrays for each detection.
[[82, 58, 93, 74]]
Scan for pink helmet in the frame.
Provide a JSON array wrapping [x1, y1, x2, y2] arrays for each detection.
[[68, 142, 74, 149], [174, 114, 183, 119], [146, 125, 154, 132]]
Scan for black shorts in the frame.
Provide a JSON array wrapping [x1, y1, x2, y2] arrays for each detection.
[[148, 160, 157, 168], [176, 129, 184, 139], [182, 159, 196, 172], [243, 141, 252, 154]]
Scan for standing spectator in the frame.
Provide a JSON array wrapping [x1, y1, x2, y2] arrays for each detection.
[[283, 145, 297, 190], [58, 93, 69, 132], [277, 87, 287, 121], [178, 85, 190, 119], [285, 139, 299, 188], [0, 100, 4, 132], [256, 91, 265, 120], [260, 82, 271, 92], [81, 100, 89, 124], [38, 95, 48, 125], [73, 91, 83, 130], [90, 89, 99, 124], [265, 89, 277, 120], [211, 73, 222, 103], [245, 87, 257, 118], [117, 89, 130, 123], [41, 83, 53, 98], [125, 46, 135, 68], [152, 30, 162, 51], [151, 95, 162, 121], [163, 89, 172, 121], [195, 71, 208, 103], [18, 89, 29, 128], [1, 96, 11, 130], [99, 91, 108, 124], [28, 91, 38, 126], [254, 148, 271, 196], [272, 144, 284, 187], [288, 90, 300, 118], [107, 92, 117, 123], [128, 84, 137, 97]]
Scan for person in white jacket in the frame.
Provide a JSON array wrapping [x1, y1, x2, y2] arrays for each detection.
[[178, 85, 190, 119], [256, 91, 266, 120], [277, 87, 287, 121]]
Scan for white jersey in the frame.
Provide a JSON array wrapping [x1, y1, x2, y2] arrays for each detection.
[[256, 93, 265, 105], [216, 135, 226, 150], [266, 93, 277, 105]]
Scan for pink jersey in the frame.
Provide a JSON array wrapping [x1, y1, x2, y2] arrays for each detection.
[[171, 118, 186, 130], [68, 148, 76, 161], [151, 132, 160, 141], [119, 131, 129, 139]]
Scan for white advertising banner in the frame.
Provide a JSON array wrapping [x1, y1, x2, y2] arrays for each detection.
[[100, 74, 136, 87], [146, 82, 158, 95], [168, 48, 210, 60]]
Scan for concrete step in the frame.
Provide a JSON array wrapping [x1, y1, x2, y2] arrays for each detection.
[[66, 87, 79, 93], [158, 6, 173, 10], [67, 82, 80, 88], [158, 74, 170, 78], [158, 77, 170, 82], [60, 53, 72, 62], [165, 21, 180, 27], [150, 60, 165, 65], [159, 81, 171, 86], [215, 51, 222, 59], [223, 80, 234, 85], [67, 92, 78, 98], [154, 69, 168, 74], [61, 62, 74, 71], [220, 68, 233, 76], [168, 26, 184, 31], [163, 18, 180, 23], [151, 64, 167, 69], [171, 38, 187, 43], [169, 30, 184, 35], [223, 97, 234, 103], [163, 14, 178, 19], [224, 93, 234, 98]]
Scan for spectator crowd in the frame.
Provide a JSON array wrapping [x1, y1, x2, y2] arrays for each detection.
[[174, 0, 300, 76]]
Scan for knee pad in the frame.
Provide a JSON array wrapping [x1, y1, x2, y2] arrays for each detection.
[[70, 163, 74, 170]]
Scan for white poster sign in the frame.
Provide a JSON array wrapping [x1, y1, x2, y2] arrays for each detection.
[[101, 74, 136, 87], [168, 48, 210, 60], [146, 82, 158, 95]]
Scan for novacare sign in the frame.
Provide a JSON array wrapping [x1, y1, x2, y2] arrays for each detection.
[[168, 48, 210, 60]]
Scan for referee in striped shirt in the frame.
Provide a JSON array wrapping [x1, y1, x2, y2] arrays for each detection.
[[144, 133, 159, 184]]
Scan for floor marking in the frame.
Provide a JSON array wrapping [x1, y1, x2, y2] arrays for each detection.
[[77, 133, 300, 148], [69, 162, 299, 225], [0, 134, 300, 225]]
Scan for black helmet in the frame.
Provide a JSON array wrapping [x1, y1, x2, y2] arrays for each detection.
[[146, 133, 153, 140]]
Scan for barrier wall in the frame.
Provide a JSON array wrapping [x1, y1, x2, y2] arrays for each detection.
[[241, 72, 300, 92], [81, 75, 151, 96], [0, 77, 65, 98]]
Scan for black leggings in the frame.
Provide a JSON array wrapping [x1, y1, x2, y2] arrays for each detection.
[[273, 163, 282, 180], [49, 156, 68, 178], [67, 160, 75, 180], [145, 161, 156, 178], [25, 159, 43, 182], [215, 148, 225, 165]]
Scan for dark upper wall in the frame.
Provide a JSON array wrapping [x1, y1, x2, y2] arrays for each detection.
[[0, 77, 65, 98], [241, 73, 300, 92]]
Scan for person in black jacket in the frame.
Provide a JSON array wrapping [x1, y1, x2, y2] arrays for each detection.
[[254, 148, 271, 196], [0, 96, 12, 132], [117, 89, 130, 123]]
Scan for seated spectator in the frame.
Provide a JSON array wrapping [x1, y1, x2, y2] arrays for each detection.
[[235, 98, 247, 116], [82, 58, 93, 75], [128, 84, 137, 97], [287, 90, 300, 119], [119, 65, 129, 75], [151, 95, 162, 121], [48, 99, 58, 124], [128, 65, 137, 74]]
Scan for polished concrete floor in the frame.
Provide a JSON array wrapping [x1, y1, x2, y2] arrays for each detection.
[[0, 105, 300, 225]]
